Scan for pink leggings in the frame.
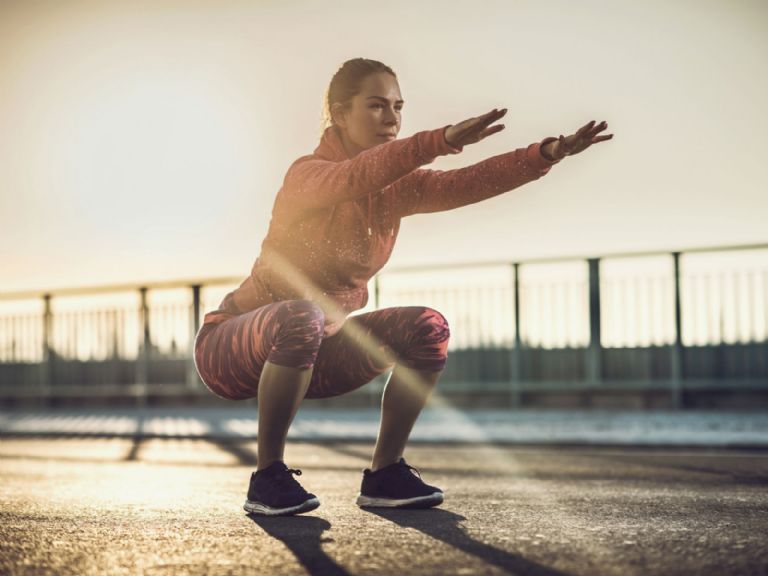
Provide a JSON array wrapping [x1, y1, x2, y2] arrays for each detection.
[[193, 300, 450, 400]]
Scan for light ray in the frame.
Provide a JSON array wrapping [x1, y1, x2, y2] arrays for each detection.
[[260, 250, 514, 460]]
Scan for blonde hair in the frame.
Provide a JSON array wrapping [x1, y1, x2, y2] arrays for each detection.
[[320, 58, 397, 133]]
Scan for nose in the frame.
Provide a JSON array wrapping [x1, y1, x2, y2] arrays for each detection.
[[383, 106, 398, 126]]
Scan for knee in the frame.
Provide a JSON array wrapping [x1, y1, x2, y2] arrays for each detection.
[[268, 300, 325, 368], [273, 300, 325, 351], [397, 307, 450, 373], [413, 307, 450, 345], [275, 299, 325, 341], [284, 299, 324, 326]]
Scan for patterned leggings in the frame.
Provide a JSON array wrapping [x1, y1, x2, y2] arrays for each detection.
[[193, 300, 450, 400]]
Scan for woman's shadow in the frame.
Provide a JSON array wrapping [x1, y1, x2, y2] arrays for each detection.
[[247, 514, 350, 576], [364, 508, 573, 576], [248, 507, 571, 576]]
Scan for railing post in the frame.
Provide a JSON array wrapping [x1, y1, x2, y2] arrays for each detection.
[[587, 258, 603, 386], [136, 287, 150, 407], [40, 293, 53, 406], [510, 262, 522, 408], [671, 252, 684, 409], [186, 284, 202, 389]]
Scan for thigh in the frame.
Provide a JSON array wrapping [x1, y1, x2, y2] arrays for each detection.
[[193, 301, 296, 400], [306, 306, 440, 399]]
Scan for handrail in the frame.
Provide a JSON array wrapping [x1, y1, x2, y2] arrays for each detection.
[[1, 241, 766, 300], [380, 241, 768, 274], [0, 276, 244, 301]]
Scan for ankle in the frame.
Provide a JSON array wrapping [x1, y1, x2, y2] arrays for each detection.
[[257, 458, 283, 472], [370, 458, 399, 473]]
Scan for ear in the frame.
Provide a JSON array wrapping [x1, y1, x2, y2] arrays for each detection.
[[330, 102, 348, 128]]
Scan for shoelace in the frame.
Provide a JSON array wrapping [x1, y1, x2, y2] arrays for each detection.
[[392, 461, 423, 481], [274, 467, 303, 487]]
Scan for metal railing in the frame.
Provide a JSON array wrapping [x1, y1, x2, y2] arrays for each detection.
[[1, 242, 767, 407]]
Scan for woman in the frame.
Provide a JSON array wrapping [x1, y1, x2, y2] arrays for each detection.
[[193, 58, 612, 516]]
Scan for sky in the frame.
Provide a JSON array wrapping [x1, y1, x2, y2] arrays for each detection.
[[1, 0, 767, 295]]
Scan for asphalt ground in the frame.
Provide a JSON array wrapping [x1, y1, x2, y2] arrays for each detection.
[[1, 438, 767, 576]]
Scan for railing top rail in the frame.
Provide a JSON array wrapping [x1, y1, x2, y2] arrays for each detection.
[[0, 277, 244, 301], [382, 242, 768, 274], [1, 241, 767, 300]]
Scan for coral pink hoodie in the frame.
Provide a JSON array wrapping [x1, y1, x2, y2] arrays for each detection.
[[204, 125, 560, 336]]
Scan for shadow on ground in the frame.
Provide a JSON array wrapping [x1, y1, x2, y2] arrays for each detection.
[[247, 506, 573, 576], [365, 508, 573, 576], [247, 515, 350, 576]]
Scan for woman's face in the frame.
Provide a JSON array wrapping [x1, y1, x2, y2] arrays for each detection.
[[334, 72, 403, 157]]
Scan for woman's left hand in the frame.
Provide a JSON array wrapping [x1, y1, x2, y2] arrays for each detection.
[[544, 120, 613, 160]]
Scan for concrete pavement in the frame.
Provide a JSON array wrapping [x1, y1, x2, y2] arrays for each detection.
[[1, 437, 767, 575]]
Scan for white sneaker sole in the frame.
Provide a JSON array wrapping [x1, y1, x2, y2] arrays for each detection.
[[356, 492, 444, 509], [243, 497, 320, 516]]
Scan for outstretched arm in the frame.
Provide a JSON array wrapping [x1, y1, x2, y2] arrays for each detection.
[[274, 109, 511, 223], [395, 118, 613, 216]]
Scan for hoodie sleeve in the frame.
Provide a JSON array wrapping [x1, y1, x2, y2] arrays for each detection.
[[274, 127, 462, 223], [392, 138, 561, 217]]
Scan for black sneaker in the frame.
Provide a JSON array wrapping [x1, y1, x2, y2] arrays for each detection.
[[356, 458, 443, 509], [243, 461, 320, 516]]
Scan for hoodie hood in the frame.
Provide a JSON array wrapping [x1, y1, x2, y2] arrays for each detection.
[[314, 125, 349, 161]]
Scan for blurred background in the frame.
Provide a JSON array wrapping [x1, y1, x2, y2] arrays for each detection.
[[1, 0, 766, 411]]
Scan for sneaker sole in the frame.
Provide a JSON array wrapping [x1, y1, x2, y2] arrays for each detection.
[[355, 492, 443, 509], [243, 497, 320, 516]]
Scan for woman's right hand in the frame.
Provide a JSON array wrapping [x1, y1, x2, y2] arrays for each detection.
[[444, 108, 507, 148]]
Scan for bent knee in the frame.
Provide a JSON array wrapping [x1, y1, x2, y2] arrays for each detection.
[[396, 307, 450, 372], [414, 307, 450, 344], [279, 299, 325, 332], [268, 300, 325, 368]]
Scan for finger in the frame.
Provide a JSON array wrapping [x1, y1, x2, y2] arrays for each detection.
[[478, 108, 507, 129], [477, 109, 507, 128], [469, 109, 497, 125], [483, 107, 507, 118], [592, 134, 613, 143], [478, 124, 505, 140], [459, 110, 500, 132], [577, 120, 596, 137], [465, 113, 506, 138]]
